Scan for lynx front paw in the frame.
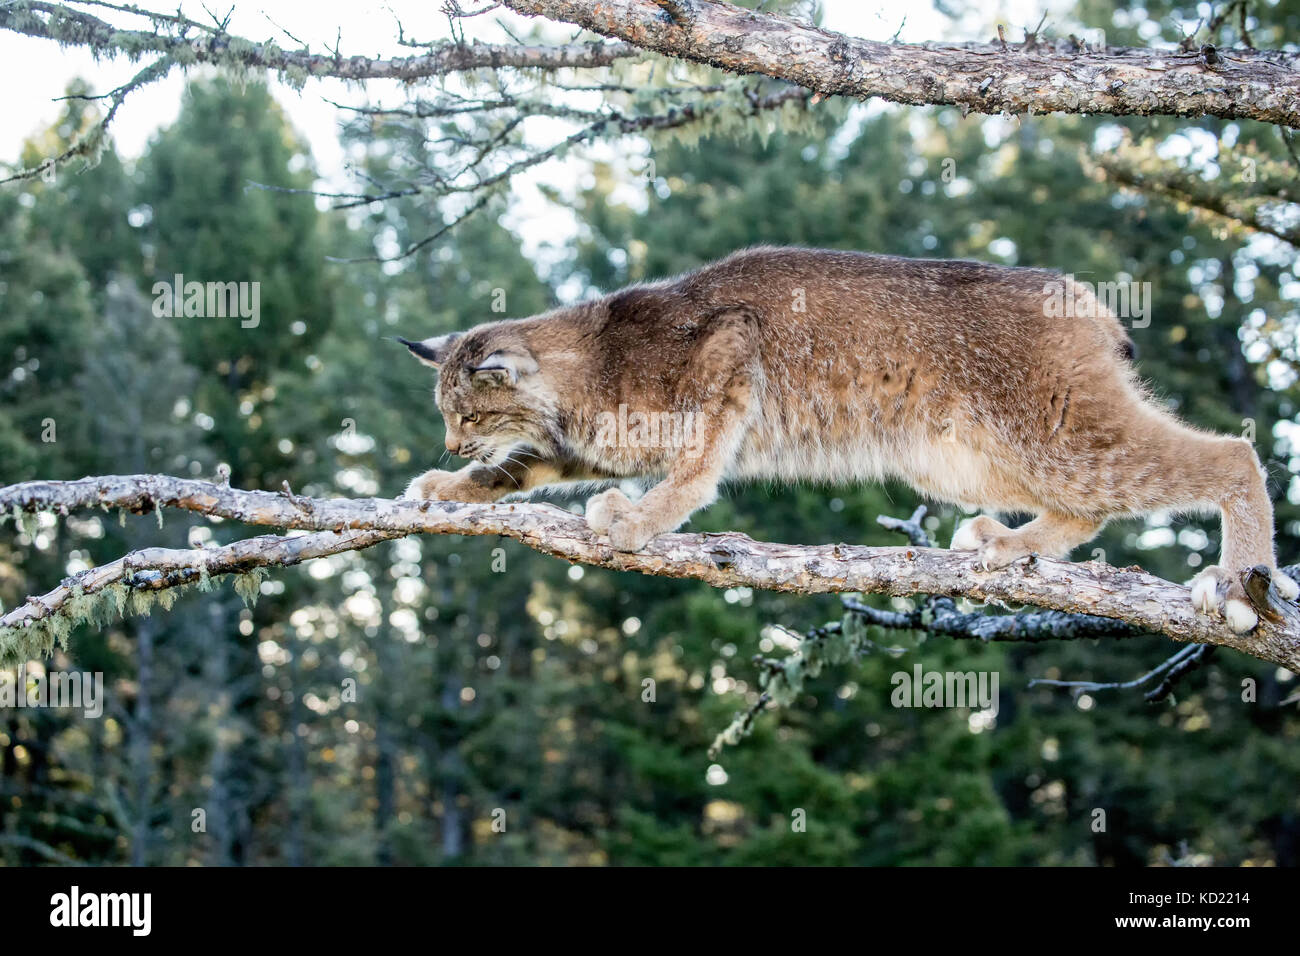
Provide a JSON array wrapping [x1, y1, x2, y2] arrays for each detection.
[[402, 469, 461, 501], [585, 489, 654, 551], [949, 515, 1027, 570], [1276, 571, 1300, 603], [584, 488, 629, 535], [1189, 565, 1258, 633]]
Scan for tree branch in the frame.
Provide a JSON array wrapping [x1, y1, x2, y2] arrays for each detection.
[[501, 0, 1300, 128], [3, 474, 1299, 673], [1028, 643, 1216, 702], [2, 527, 400, 660], [10, 1, 1300, 129], [301, 83, 812, 260], [1091, 139, 1300, 247], [0, 53, 173, 184], [0, 1, 638, 81]]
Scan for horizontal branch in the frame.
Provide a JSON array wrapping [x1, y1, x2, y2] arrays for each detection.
[[0, 1, 638, 81], [3, 474, 1300, 673], [5, 528, 397, 629], [502, 0, 1300, 128], [0, 524, 398, 662]]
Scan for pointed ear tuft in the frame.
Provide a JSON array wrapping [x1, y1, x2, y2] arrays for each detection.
[[471, 349, 538, 388], [397, 333, 460, 369]]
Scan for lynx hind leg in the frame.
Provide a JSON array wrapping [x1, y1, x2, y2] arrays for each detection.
[[1186, 437, 1297, 632], [951, 513, 1102, 570]]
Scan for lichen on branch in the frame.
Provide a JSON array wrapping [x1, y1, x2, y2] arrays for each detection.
[[2, 474, 1299, 674]]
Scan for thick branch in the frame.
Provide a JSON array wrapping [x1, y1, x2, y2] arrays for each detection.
[[3, 474, 1300, 672], [502, 0, 1300, 128]]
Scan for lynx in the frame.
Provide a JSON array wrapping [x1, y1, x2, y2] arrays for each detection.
[[400, 246, 1298, 633]]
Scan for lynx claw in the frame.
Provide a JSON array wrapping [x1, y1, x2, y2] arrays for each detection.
[[1189, 573, 1219, 614], [1189, 565, 1258, 633]]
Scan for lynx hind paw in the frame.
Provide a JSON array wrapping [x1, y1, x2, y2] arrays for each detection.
[[1189, 566, 1258, 634], [1276, 571, 1300, 603]]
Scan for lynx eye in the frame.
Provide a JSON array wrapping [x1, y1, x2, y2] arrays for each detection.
[[462, 413, 480, 425]]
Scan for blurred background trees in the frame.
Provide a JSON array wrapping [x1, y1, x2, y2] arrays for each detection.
[[1, 0, 1299, 865]]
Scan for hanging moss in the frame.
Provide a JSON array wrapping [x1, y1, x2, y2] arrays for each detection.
[[17, 510, 40, 539], [233, 568, 267, 608], [709, 604, 908, 757], [128, 588, 156, 617], [0, 570, 274, 666]]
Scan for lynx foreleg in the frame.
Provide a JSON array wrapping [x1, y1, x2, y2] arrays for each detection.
[[587, 312, 756, 551], [586, 405, 744, 551]]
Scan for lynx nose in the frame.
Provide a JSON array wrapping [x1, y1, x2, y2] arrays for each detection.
[[445, 437, 461, 455]]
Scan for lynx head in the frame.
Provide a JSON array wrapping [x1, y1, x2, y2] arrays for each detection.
[[399, 327, 558, 464]]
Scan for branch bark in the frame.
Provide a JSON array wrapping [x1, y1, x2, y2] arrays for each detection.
[[3, 474, 1300, 673], [501, 0, 1300, 128]]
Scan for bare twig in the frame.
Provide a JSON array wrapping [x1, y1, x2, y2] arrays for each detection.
[[0, 55, 173, 184]]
